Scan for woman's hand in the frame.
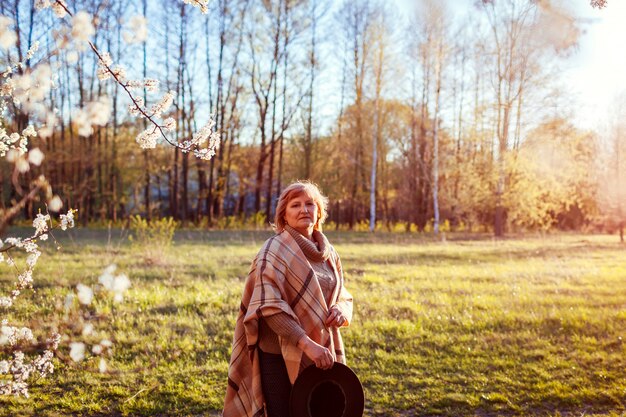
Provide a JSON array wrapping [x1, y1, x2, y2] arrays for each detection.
[[298, 337, 334, 370], [325, 306, 346, 327]]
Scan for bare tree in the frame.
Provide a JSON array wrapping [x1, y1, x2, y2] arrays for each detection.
[[368, 5, 390, 232], [338, 0, 371, 229], [248, 0, 283, 218], [480, 0, 536, 237]]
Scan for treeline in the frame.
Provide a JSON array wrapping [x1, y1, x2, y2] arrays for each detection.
[[1, 0, 624, 236]]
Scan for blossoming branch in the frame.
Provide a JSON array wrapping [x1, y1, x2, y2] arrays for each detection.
[[35, 0, 220, 160]]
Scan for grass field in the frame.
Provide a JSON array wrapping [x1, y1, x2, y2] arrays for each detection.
[[1, 229, 625, 416]]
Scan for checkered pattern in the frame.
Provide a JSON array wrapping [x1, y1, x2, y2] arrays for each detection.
[[222, 230, 353, 417]]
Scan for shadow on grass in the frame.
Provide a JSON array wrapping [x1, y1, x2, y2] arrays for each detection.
[[344, 242, 625, 267]]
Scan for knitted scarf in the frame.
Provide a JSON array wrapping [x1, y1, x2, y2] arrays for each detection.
[[284, 225, 331, 263]]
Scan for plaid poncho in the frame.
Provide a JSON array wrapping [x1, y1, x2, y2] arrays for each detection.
[[222, 230, 353, 417]]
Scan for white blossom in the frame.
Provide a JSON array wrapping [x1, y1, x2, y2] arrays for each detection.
[[71, 12, 95, 44], [16, 157, 30, 173], [38, 112, 58, 139], [128, 97, 145, 117], [88, 96, 112, 126], [123, 15, 148, 44], [32, 350, 54, 378], [98, 266, 115, 289], [98, 358, 107, 373], [9, 64, 54, 112], [73, 108, 91, 137], [47, 333, 61, 350], [163, 117, 176, 132], [183, 0, 209, 14], [69, 342, 85, 362], [0, 297, 11, 308], [25, 41, 39, 60], [52, 2, 67, 18], [1, 326, 12, 345], [111, 65, 126, 81], [98, 52, 113, 67], [33, 64, 52, 92], [14, 73, 32, 93], [19, 328, 34, 343], [149, 91, 175, 118], [33, 213, 50, 235], [34, 0, 52, 10], [26, 253, 40, 268], [125, 80, 142, 90], [23, 241, 39, 254], [97, 68, 110, 81], [26, 64, 53, 104], [194, 147, 218, 160], [76, 284, 93, 305], [144, 78, 159, 92], [0, 325, 34, 346], [17, 270, 33, 289], [73, 96, 111, 137], [0, 360, 9, 374], [112, 274, 130, 302], [48, 195, 63, 212], [191, 118, 219, 147], [66, 50, 79, 64], [187, 117, 220, 160], [39, 0, 69, 18], [126, 78, 159, 92], [6, 149, 21, 164], [52, 27, 70, 49], [22, 125, 37, 138], [60, 209, 75, 230], [82, 323, 94, 336], [102, 264, 117, 276], [0, 17, 17, 51], [112, 274, 130, 294], [99, 265, 131, 302], [135, 127, 159, 149]]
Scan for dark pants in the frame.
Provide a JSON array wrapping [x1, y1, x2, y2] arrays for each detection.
[[259, 348, 292, 417]]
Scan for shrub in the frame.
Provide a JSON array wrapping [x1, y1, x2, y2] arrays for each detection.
[[128, 215, 178, 263]]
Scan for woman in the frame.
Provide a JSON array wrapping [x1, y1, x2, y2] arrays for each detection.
[[222, 181, 353, 417]]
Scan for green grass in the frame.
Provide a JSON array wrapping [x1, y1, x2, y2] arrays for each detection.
[[1, 230, 625, 416]]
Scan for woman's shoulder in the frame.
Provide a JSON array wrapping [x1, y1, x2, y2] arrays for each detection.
[[327, 243, 340, 261], [256, 231, 291, 255]]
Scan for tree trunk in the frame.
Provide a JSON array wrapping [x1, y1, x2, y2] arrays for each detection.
[[432, 41, 443, 236], [142, 0, 151, 220]]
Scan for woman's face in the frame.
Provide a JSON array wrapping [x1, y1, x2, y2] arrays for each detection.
[[284, 192, 318, 235]]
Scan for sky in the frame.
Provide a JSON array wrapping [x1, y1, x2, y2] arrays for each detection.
[[130, 0, 625, 140], [392, 0, 626, 133], [561, 1, 626, 130]]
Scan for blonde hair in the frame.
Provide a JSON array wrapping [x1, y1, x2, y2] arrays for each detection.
[[273, 181, 329, 233]]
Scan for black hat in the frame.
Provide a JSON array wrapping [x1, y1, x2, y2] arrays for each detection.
[[290, 363, 364, 417]]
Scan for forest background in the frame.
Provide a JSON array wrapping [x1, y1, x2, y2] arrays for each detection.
[[1, 1, 624, 416], [1, 0, 625, 237]]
